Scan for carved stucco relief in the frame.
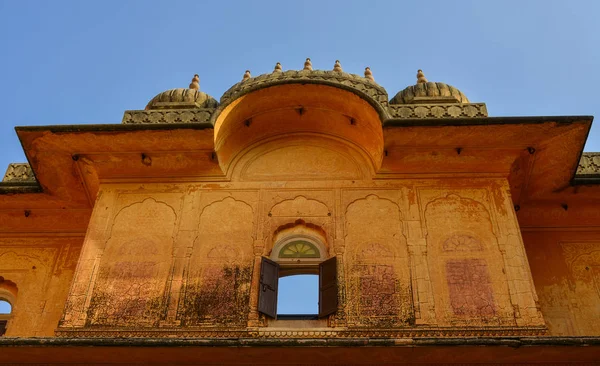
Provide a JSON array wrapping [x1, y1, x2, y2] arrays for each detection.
[[344, 194, 413, 327], [236, 141, 366, 182], [422, 192, 515, 326], [86, 198, 177, 327], [0, 243, 62, 336], [179, 196, 255, 327], [560, 241, 600, 335]]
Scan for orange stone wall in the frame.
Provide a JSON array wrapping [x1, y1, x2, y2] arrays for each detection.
[[57, 176, 544, 335], [523, 230, 600, 336], [0, 236, 82, 336]]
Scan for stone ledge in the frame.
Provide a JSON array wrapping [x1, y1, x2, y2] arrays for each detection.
[[54, 326, 547, 338], [1, 336, 599, 347]]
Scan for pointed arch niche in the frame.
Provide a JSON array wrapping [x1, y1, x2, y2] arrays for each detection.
[[270, 221, 329, 276], [257, 221, 337, 321]]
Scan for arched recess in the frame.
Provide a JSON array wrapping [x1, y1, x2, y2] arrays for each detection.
[[270, 196, 330, 218], [179, 197, 255, 327], [270, 221, 329, 276], [229, 134, 373, 182], [424, 194, 513, 326], [344, 195, 413, 327], [87, 198, 177, 327], [213, 82, 386, 178], [257, 221, 337, 320]]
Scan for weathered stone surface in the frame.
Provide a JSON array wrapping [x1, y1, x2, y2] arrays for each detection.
[[55, 178, 546, 338], [390, 81, 470, 104], [218, 69, 390, 121], [145, 88, 218, 110], [122, 109, 215, 124], [2, 163, 36, 183], [577, 152, 600, 176], [388, 103, 488, 119]]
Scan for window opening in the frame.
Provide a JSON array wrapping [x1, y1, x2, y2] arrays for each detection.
[[277, 274, 319, 319], [0, 300, 10, 314], [258, 255, 337, 320], [0, 299, 11, 337]]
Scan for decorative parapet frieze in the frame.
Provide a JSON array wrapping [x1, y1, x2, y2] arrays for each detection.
[[122, 108, 216, 125], [577, 152, 600, 177], [218, 70, 390, 120], [2, 163, 36, 183], [388, 103, 488, 119]]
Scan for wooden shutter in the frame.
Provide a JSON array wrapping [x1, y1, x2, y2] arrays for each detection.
[[258, 257, 279, 318], [319, 256, 338, 317], [0, 320, 6, 336]]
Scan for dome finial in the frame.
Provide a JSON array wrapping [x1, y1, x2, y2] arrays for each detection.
[[364, 67, 374, 81], [303, 58, 313, 71], [273, 62, 282, 73], [333, 60, 343, 72], [417, 69, 428, 84], [189, 74, 200, 90], [242, 70, 251, 81]]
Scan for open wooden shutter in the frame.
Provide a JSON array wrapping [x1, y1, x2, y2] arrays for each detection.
[[0, 320, 6, 336], [258, 257, 279, 318], [319, 256, 337, 317]]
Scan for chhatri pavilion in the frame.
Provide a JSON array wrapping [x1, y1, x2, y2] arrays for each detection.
[[0, 60, 599, 364]]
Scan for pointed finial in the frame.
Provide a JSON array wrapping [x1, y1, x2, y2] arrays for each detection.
[[417, 69, 428, 84], [189, 74, 200, 90], [243, 70, 251, 81], [364, 67, 374, 81], [333, 60, 343, 72], [273, 62, 282, 73], [303, 58, 313, 71]]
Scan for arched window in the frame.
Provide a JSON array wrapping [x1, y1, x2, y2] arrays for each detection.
[[0, 299, 13, 336], [0, 278, 17, 337], [258, 232, 337, 320]]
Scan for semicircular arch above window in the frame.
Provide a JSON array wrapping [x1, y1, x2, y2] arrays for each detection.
[[279, 240, 321, 259]]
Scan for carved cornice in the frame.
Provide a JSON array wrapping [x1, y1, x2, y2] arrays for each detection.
[[2, 163, 36, 183], [55, 326, 546, 338], [122, 109, 216, 125], [388, 103, 488, 119], [217, 70, 390, 121], [577, 152, 600, 177]]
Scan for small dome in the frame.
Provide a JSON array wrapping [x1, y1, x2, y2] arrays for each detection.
[[145, 75, 218, 110], [390, 70, 469, 104], [145, 89, 218, 110]]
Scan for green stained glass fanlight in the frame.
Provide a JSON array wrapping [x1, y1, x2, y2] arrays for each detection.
[[279, 240, 320, 258]]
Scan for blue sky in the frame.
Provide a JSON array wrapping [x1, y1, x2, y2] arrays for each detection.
[[0, 0, 599, 171], [0, 299, 10, 314], [0, 1, 599, 314]]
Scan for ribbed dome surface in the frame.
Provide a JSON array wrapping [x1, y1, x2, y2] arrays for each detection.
[[390, 82, 469, 104], [145, 88, 218, 110]]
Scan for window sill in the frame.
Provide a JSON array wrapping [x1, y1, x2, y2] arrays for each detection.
[[267, 318, 328, 329]]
